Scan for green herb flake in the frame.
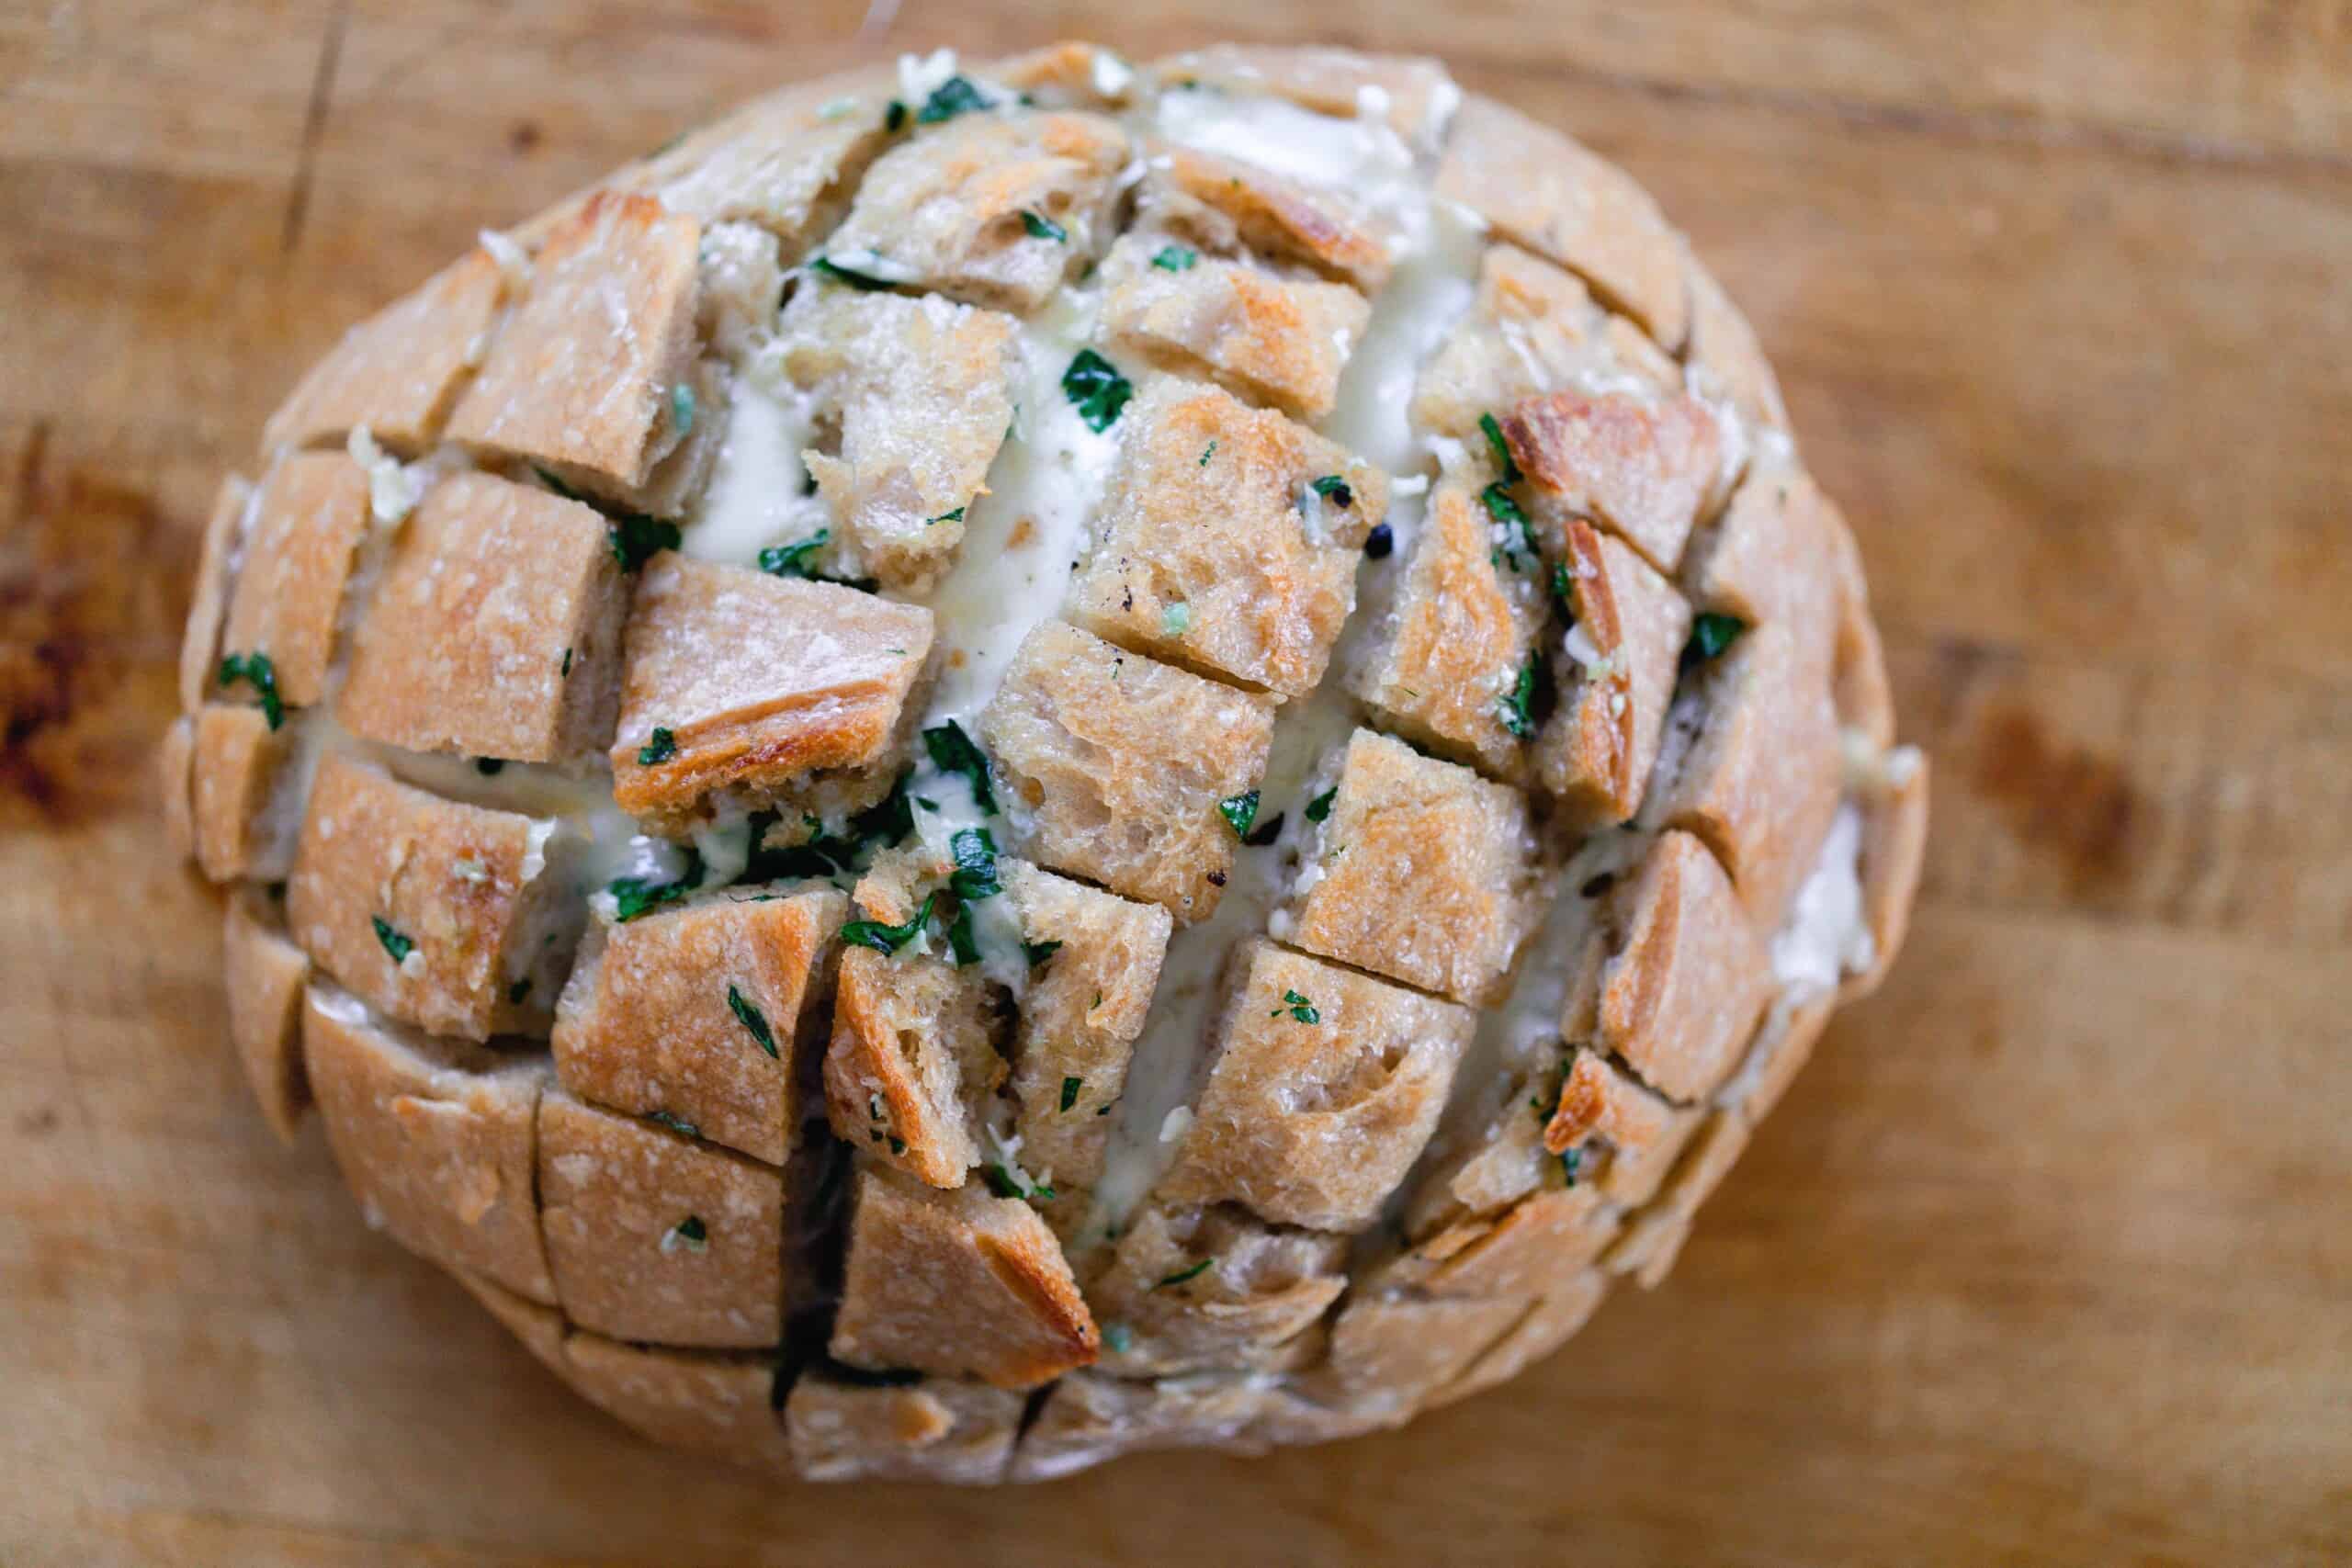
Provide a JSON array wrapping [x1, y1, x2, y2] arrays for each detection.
[[727, 985, 778, 1058], [1480, 481, 1537, 568], [922, 720, 997, 812], [841, 893, 936, 956], [217, 650, 285, 730], [885, 98, 909, 131], [1152, 1258, 1214, 1291], [371, 916, 415, 965], [1060, 1076, 1082, 1112], [1687, 612, 1747, 662], [949, 827, 1001, 900], [1479, 411, 1521, 484], [888, 1134, 907, 1155], [1161, 602, 1193, 637], [1150, 244, 1198, 272], [670, 382, 695, 436], [1218, 790, 1260, 840], [1271, 987, 1319, 1024], [1061, 348, 1134, 433], [759, 528, 831, 578], [1021, 209, 1068, 243], [636, 727, 677, 766], [560, 647, 574, 676], [1199, 439, 1216, 467], [647, 1109, 700, 1139], [1305, 786, 1338, 823], [663, 1213, 708, 1254], [507, 977, 532, 1005], [944, 904, 982, 967], [1551, 561, 1576, 606], [808, 255, 894, 291], [608, 514, 683, 571], [1023, 939, 1064, 968], [1102, 1322, 1135, 1354], [917, 74, 990, 124], [1560, 1146, 1584, 1188], [609, 851, 707, 923], [1496, 660, 1537, 738], [927, 505, 966, 525], [1309, 474, 1354, 510]]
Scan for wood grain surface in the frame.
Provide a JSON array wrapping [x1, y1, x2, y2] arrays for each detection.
[[3, 3, 2347, 1562]]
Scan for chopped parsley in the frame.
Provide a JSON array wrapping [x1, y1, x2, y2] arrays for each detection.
[[985, 1163, 1055, 1202], [670, 382, 695, 436], [1309, 474, 1354, 510], [1271, 987, 1319, 1024], [607, 513, 682, 571], [808, 255, 895, 291], [1150, 244, 1198, 272], [1102, 1323, 1135, 1353], [1560, 1146, 1584, 1188], [635, 727, 677, 766], [1023, 939, 1064, 968], [727, 985, 777, 1058], [216, 651, 285, 730], [927, 505, 966, 525], [610, 850, 706, 922], [1479, 410, 1521, 483], [1363, 522, 1394, 559], [507, 977, 532, 1004], [1305, 786, 1338, 823], [1152, 1258, 1214, 1291], [759, 529, 831, 578], [560, 647, 573, 676], [1686, 612, 1747, 663], [949, 827, 1001, 900], [371, 916, 415, 964], [1199, 439, 1217, 467], [1481, 482, 1537, 569], [475, 757, 505, 776], [922, 721, 996, 812], [1551, 560, 1576, 606], [1061, 348, 1134, 433], [885, 98, 908, 131], [1161, 602, 1193, 637], [944, 903, 981, 967], [1060, 1076, 1082, 1112], [663, 1213, 708, 1253], [916, 74, 990, 124], [1243, 810, 1283, 848], [646, 1109, 700, 1138], [840, 893, 935, 955], [1217, 790, 1261, 840], [1496, 660, 1537, 738], [1021, 209, 1068, 243]]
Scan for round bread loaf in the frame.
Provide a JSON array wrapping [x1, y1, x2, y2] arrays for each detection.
[[164, 41, 1928, 1483]]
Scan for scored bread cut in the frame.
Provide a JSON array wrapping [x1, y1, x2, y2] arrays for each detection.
[[171, 39, 1925, 1483]]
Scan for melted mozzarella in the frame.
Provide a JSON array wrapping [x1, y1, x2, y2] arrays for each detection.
[[681, 372, 824, 567]]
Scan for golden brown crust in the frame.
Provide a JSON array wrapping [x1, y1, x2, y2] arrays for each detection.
[[1097, 234, 1370, 421], [553, 886, 847, 1166], [1544, 1046, 1701, 1206], [980, 620, 1275, 921], [300, 984, 554, 1302], [820, 945, 1006, 1190], [1504, 388, 1724, 576], [1159, 940, 1475, 1231], [336, 471, 628, 765], [1069, 379, 1385, 698], [536, 1089, 786, 1348], [1538, 521, 1693, 829], [1141, 143, 1395, 294], [609, 555, 933, 831], [219, 452, 370, 711], [831, 1167, 1099, 1389], [223, 888, 311, 1145]]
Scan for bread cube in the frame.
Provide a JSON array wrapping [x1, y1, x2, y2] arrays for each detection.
[[1086, 1203, 1348, 1376], [1300, 1293, 1527, 1417], [821, 943, 1007, 1190], [1070, 379, 1385, 698], [1398, 1060, 1559, 1242], [559, 1334, 793, 1473], [287, 755, 578, 1042], [178, 474, 252, 714], [1566, 830, 1771, 1102], [1536, 519, 1693, 829], [979, 620, 1275, 920], [775, 286, 1018, 592], [992, 41, 1142, 109], [1397, 1184, 1614, 1302], [1095, 233, 1370, 421], [1604, 1110, 1749, 1287], [1739, 993, 1836, 1126], [1159, 941, 1474, 1231], [616, 99, 892, 260], [223, 888, 311, 1145], [447, 193, 704, 510], [264, 248, 513, 454], [1433, 1271, 1608, 1408], [1648, 620, 1844, 923], [1436, 95, 1690, 350], [537, 1088, 786, 1348], [300, 983, 554, 1302], [820, 110, 1130, 312], [830, 1167, 1098, 1389], [451, 1265, 568, 1371], [1000, 861, 1172, 1234], [337, 471, 627, 764], [1010, 1370, 1277, 1481], [1501, 388, 1724, 576], [1685, 262, 1790, 436], [188, 704, 295, 883], [609, 555, 933, 832], [1281, 728, 1544, 1005], [1348, 479, 1547, 779], [786, 1373, 1020, 1484], [1544, 1045, 1701, 1206], [1411, 243, 1678, 447], [1136, 144, 1394, 293], [218, 452, 371, 711], [1150, 47, 1460, 148], [554, 886, 848, 1166], [1684, 465, 1847, 686]]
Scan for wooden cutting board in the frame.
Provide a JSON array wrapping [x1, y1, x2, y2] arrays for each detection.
[[3, 3, 2346, 1562]]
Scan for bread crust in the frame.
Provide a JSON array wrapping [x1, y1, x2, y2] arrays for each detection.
[[223, 888, 311, 1145]]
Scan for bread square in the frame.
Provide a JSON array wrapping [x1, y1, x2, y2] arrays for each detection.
[[188, 703, 295, 883], [1536, 519, 1694, 828], [1502, 387, 1724, 576], [222, 888, 311, 1145], [219, 452, 371, 711]]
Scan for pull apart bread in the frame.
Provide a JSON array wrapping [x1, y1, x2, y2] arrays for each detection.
[[166, 41, 1927, 1483]]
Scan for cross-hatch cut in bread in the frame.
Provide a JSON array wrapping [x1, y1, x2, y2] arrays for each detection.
[[175, 39, 1924, 1483]]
